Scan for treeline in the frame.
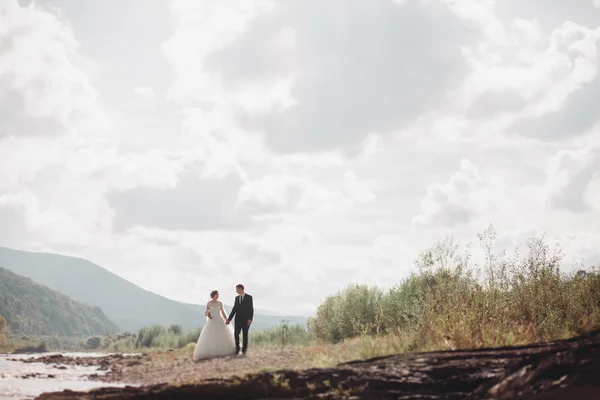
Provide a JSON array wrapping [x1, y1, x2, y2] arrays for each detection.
[[85, 321, 309, 352], [1, 321, 309, 353], [308, 227, 600, 350]]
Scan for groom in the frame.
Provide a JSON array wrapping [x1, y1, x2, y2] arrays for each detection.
[[226, 284, 254, 355]]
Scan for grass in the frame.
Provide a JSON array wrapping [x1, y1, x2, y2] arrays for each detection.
[[257, 365, 284, 373], [307, 227, 600, 360], [302, 330, 432, 368]]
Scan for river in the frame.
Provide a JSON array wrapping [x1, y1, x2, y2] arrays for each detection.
[[0, 352, 132, 400]]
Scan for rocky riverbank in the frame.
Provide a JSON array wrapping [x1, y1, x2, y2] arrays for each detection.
[[26, 329, 600, 399], [15, 347, 311, 385], [0, 353, 130, 399], [9, 352, 148, 373]]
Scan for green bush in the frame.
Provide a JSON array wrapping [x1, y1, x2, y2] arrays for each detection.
[[308, 285, 384, 343], [136, 325, 167, 348], [87, 336, 101, 349], [308, 227, 600, 349]]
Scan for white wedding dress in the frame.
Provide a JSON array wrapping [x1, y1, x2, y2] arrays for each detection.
[[192, 301, 236, 361]]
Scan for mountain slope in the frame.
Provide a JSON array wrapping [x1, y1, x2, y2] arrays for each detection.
[[0, 267, 119, 336], [0, 246, 306, 332]]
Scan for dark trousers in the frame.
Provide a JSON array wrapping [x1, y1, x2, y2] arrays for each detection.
[[234, 320, 250, 353]]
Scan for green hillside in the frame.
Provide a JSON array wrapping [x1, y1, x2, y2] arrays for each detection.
[[0, 246, 307, 332], [0, 267, 119, 336]]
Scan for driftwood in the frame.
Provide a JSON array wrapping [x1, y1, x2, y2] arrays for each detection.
[[36, 328, 600, 399]]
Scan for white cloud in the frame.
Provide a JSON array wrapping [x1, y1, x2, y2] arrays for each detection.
[[162, 0, 286, 112], [0, 0, 100, 138], [545, 134, 600, 213], [132, 86, 156, 103], [413, 159, 495, 228], [418, 4, 600, 147], [236, 168, 376, 217], [2, 0, 600, 315], [441, 0, 506, 44], [464, 20, 597, 113]]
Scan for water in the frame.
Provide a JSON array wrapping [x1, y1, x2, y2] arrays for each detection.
[[0, 352, 134, 400]]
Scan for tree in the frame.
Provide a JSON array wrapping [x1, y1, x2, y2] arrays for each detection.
[[168, 324, 183, 335], [86, 336, 101, 349], [0, 314, 7, 346]]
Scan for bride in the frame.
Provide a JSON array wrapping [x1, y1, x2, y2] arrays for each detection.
[[192, 290, 236, 361]]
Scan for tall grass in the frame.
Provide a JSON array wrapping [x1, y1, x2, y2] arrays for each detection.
[[134, 325, 201, 350], [250, 322, 309, 347], [308, 227, 600, 352]]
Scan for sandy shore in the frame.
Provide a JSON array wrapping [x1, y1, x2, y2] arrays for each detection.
[[16, 347, 312, 386]]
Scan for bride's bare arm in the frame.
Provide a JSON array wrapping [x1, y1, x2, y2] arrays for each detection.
[[205, 302, 212, 319]]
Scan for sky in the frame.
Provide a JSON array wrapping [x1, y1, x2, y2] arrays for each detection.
[[1, 0, 600, 315]]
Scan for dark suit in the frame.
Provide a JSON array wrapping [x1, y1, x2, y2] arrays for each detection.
[[227, 293, 254, 353]]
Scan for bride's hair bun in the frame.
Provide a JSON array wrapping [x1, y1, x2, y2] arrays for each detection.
[[210, 290, 218, 298]]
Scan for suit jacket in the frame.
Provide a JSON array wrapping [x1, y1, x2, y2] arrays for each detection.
[[228, 293, 254, 322]]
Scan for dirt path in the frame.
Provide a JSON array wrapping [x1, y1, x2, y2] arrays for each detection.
[[18, 347, 311, 386], [99, 347, 312, 385]]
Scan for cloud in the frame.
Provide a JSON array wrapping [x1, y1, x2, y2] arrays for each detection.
[[254, 1, 478, 153], [502, 0, 600, 32], [2, 0, 600, 315], [545, 140, 600, 213], [466, 89, 528, 119], [412, 159, 497, 228], [512, 72, 600, 139], [132, 86, 156, 103], [0, 200, 28, 248], [431, 7, 600, 145], [507, 22, 600, 140], [164, 0, 478, 154], [371, 234, 410, 266], [0, 0, 99, 138], [107, 172, 253, 232], [560, 230, 600, 267], [236, 168, 376, 216]]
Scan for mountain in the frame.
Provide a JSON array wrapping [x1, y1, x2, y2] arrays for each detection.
[[0, 267, 119, 336], [0, 246, 307, 332]]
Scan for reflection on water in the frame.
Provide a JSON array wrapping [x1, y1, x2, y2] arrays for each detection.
[[0, 352, 133, 400]]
